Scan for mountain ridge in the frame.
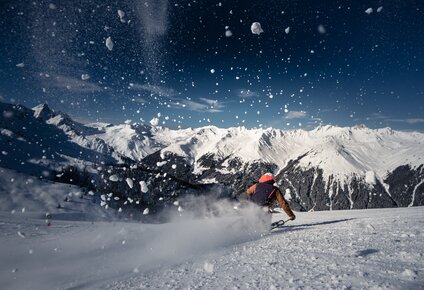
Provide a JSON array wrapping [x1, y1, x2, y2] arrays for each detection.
[[1, 101, 423, 211]]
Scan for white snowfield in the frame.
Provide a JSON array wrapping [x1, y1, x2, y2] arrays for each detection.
[[109, 208, 424, 290], [0, 195, 423, 289], [29, 103, 424, 180], [82, 122, 424, 184], [1, 208, 423, 290]]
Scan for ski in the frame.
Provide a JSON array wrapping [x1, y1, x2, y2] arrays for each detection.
[[270, 219, 288, 229]]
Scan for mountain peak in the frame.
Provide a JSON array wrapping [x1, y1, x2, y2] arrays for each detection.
[[32, 103, 54, 120], [353, 124, 367, 129], [313, 124, 334, 132]]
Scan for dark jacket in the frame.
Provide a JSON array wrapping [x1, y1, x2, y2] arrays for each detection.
[[246, 181, 295, 219]]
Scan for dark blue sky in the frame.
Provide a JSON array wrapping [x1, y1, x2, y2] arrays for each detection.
[[0, 0, 423, 130]]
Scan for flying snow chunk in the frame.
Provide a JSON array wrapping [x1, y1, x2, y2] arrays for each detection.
[[225, 30, 232, 37], [143, 208, 149, 215], [16, 63, 25, 68], [284, 26, 290, 34], [49, 3, 57, 10], [203, 262, 214, 274], [377, 6, 383, 13], [109, 175, 119, 182], [117, 10, 126, 23], [105, 37, 114, 51], [125, 178, 134, 189], [210, 68, 215, 74], [251, 22, 264, 35], [139, 181, 148, 193], [318, 24, 326, 34], [284, 188, 292, 201], [156, 161, 167, 167], [365, 171, 376, 185], [72, 191, 82, 198], [150, 117, 159, 126], [81, 74, 90, 81], [124, 119, 132, 124], [365, 8, 373, 14]]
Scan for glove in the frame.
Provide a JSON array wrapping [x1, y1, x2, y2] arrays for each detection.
[[289, 215, 296, 221]]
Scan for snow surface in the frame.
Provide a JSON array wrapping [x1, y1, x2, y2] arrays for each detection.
[[365, 171, 376, 185], [149, 117, 159, 127], [149, 125, 424, 186], [410, 179, 424, 207], [0, 168, 111, 219], [1, 201, 422, 289], [0, 163, 423, 289], [111, 207, 424, 290]]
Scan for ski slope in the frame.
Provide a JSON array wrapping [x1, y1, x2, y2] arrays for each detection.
[[1, 206, 423, 289]]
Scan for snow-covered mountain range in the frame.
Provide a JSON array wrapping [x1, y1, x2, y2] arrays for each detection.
[[1, 101, 423, 211]]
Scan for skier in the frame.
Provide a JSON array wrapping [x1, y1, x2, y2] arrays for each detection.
[[246, 173, 296, 221]]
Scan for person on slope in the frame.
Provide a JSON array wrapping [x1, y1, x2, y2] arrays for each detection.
[[246, 173, 296, 221]]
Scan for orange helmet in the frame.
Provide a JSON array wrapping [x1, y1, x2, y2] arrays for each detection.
[[259, 173, 275, 183]]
